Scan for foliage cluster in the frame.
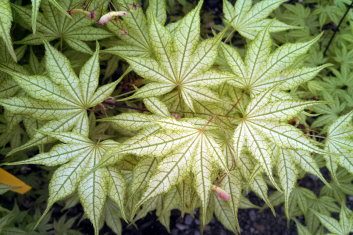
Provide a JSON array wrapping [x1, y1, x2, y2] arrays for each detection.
[[1, 0, 353, 234]]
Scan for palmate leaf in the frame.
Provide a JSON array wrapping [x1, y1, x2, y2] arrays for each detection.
[[104, 0, 166, 58], [223, 0, 296, 39], [3, 131, 127, 235], [221, 25, 329, 94], [324, 110, 353, 178], [31, 0, 70, 34], [107, 0, 232, 111], [12, 0, 112, 54], [311, 205, 353, 235], [290, 190, 340, 233], [0, 42, 121, 155], [233, 88, 324, 201], [0, 0, 16, 61], [101, 118, 229, 226], [321, 168, 353, 204]]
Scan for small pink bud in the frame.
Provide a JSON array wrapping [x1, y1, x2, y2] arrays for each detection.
[[89, 11, 95, 19], [98, 103, 106, 111], [105, 97, 116, 103], [172, 113, 181, 120], [96, 11, 128, 25], [211, 185, 230, 200]]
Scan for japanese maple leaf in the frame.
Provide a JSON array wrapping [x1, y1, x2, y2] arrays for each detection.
[[12, 0, 112, 54], [4, 131, 127, 235], [312, 205, 353, 235], [233, 89, 323, 190], [108, 0, 233, 112], [0, 42, 120, 155], [30, 0, 70, 34], [99, 117, 230, 225], [104, 0, 168, 58], [221, 26, 329, 95], [223, 0, 295, 40], [289, 187, 340, 233]]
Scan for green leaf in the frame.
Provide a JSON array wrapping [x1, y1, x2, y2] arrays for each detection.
[[223, 169, 242, 232], [80, 43, 100, 105], [311, 210, 342, 234], [108, 0, 228, 111], [156, 188, 180, 232], [222, 28, 326, 93], [294, 219, 312, 235], [143, 97, 170, 117], [13, 0, 112, 54], [0, 110, 23, 147], [325, 110, 353, 177], [236, 151, 275, 213], [146, 0, 167, 25], [106, 0, 150, 57], [104, 200, 122, 235], [0, 43, 121, 154], [0, 184, 15, 194], [214, 194, 238, 233], [233, 89, 322, 195], [277, 148, 297, 217], [31, 0, 41, 34], [78, 167, 108, 234], [223, 0, 295, 39], [106, 166, 127, 221], [289, 149, 328, 185], [0, 0, 16, 62], [101, 113, 162, 132], [339, 205, 353, 234], [103, 118, 229, 225], [129, 157, 158, 198], [5, 128, 124, 234]]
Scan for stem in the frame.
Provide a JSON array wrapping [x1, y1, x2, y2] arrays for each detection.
[[115, 66, 132, 84], [323, 0, 353, 55], [114, 90, 136, 98], [103, 101, 149, 112], [224, 29, 236, 44], [225, 91, 245, 116], [305, 134, 326, 139], [171, 110, 242, 120]]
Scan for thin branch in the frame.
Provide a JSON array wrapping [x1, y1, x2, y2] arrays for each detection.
[[323, 0, 353, 55]]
